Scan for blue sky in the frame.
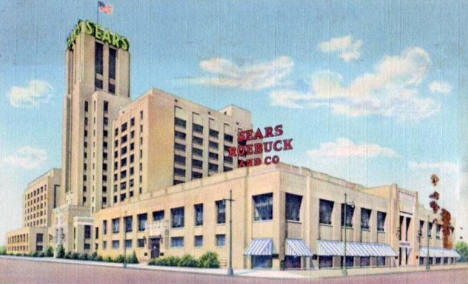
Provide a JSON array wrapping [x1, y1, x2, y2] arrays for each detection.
[[0, 0, 466, 244]]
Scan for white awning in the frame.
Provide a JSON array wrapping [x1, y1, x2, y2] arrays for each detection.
[[317, 240, 397, 257], [419, 247, 460, 258], [244, 238, 274, 256], [285, 239, 313, 256]]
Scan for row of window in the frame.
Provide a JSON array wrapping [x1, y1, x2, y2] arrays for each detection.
[[319, 199, 387, 231], [25, 185, 47, 200]]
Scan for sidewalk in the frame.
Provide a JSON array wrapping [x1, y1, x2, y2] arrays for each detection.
[[1, 255, 467, 279]]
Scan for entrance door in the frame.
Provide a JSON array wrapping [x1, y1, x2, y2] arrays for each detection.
[[150, 237, 160, 258]]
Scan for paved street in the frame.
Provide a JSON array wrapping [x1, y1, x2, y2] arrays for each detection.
[[1, 258, 468, 284]]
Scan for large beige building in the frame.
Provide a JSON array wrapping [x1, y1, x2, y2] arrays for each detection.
[[6, 169, 61, 254], [6, 19, 460, 269]]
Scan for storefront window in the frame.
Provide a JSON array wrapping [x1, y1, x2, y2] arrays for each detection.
[[377, 256, 386, 266], [285, 256, 301, 269], [252, 256, 272, 268], [319, 256, 333, 268], [319, 199, 334, 225], [285, 193, 302, 221], [360, 256, 370, 266], [341, 256, 354, 267], [253, 193, 273, 221]]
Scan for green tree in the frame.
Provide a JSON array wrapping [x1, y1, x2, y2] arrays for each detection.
[[456, 241, 468, 262], [56, 245, 65, 258]]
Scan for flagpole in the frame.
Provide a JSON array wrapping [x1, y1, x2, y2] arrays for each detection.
[[96, 2, 99, 25]]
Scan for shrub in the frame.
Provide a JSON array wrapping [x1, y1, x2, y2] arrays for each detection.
[[71, 252, 80, 260], [149, 256, 181, 266], [104, 256, 113, 262], [79, 253, 88, 260], [198, 252, 220, 268], [126, 251, 138, 264], [38, 252, 46, 257], [32, 251, 39, 257], [0, 246, 6, 255], [114, 254, 125, 263], [89, 252, 98, 261], [46, 246, 54, 257], [64, 251, 72, 259], [179, 254, 198, 267], [56, 245, 65, 258]]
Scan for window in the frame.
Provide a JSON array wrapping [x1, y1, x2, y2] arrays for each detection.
[[419, 220, 424, 236], [285, 193, 302, 221], [124, 216, 133, 232], [377, 211, 386, 232], [112, 240, 119, 249], [137, 239, 145, 248], [192, 148, 203, 157], [253, 193, 273, 221], [319, 256, 333, 268], [216, 234, 225, 247], [194, 204, 203, 226], [428, 222, 433, 237], [209, 141, 218, 150], [192, 123, 203, 133], [252, 256, 272, 268], [125, 239, 132, 249], [341, 204, 354, 227], [138, 213, 147, 231], [194, 235, 203, 247], [174, 143, 185, 152], [192, 136, 203, 145], [109, 48, 116, 79], [84, 243, 90, 250], [341, 256, 354, 267], [361, 208, 371, 230], [84, 225, 91, 239], [171, 207, 184, 228], [224, 134, 233, 143], [175, 131, 186, 140], [102, 241, 107, 250], [209, 152, 219, 160], [208, 163, 218, 172], [216, 200, 226, 224], [174, 168, 185, 177], [103, 100, 109, 112], [103, 220, 107, 235], [112, 218, 119, 233], [174, 155, 186, 165], [377, 256, 386, 266], [319, 199, 334, 225], [436, 224, 441, 239], [85, 101, 89, 112], [153, 210, 164, 221], [192, 159, 202, 169], [360, 256, 370, 267], [209, 129, 219, 138], [171, 237, 184, 248], [95, 42, 103, 75], [175, 118, 186, 128], [224, 156, 233, 163]]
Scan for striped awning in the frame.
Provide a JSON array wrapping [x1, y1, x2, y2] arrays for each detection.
[[317, 240, 397, 257], [244, 238, 274, 256], [419, 247, 460, 258], [285, 239, 313, 256]]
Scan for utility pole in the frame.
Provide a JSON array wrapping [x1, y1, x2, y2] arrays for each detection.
[[224, 190, 234, 276], [426, 214, 430, 271], [343, 193, 348, 277], [123, 211, 127, 268]]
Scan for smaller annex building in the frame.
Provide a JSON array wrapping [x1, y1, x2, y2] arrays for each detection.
[[89, 163, 458, 269]]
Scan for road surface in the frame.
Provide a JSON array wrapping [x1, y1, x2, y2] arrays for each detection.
[[1, 258, 468, 284]]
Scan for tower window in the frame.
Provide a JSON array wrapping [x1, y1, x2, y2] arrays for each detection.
[[109, 48, 116, 79], [95, 42, 103, 75]]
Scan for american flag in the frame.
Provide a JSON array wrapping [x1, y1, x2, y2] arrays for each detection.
[[98, 1, 112, 14]]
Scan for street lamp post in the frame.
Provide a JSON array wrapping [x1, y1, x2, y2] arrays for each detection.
[[224, 190, 235, 276], [343, 193, 348, 277]]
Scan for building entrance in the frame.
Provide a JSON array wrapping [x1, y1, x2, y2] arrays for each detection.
[[150, 237, 160, 258]]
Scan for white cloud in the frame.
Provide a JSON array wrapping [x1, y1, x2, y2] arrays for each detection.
[[408, 161, 458, 173], [307, 138, 398, 158], [6, 80, 53, 108], [270, 47, 440, 121], [317, 35, 362, 62], [3, 146, 47, 169], [429, 81, 452, 94], [190, 56, 293, 90]]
